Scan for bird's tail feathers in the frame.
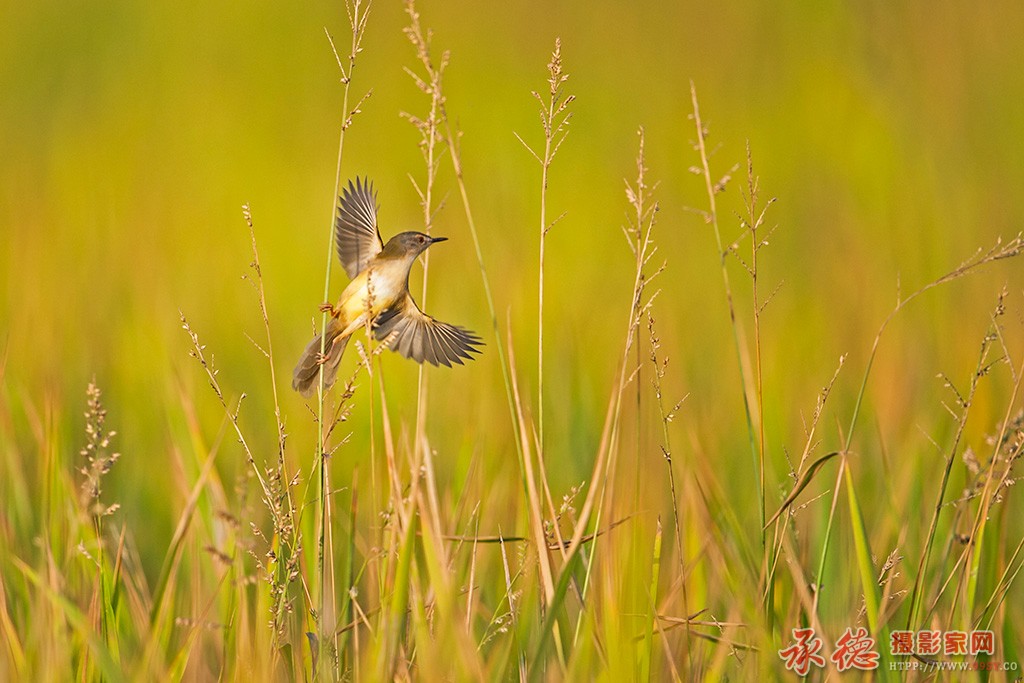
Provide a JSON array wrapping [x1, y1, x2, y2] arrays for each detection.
[[292, 319, 349, 398]]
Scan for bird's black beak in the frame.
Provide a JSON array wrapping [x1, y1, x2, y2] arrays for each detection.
[[430, 236, 448, 244]]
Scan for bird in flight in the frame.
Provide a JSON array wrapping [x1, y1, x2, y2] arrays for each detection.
[[293, 177, 483, 397]]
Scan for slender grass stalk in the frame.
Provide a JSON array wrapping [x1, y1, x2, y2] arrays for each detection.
[[800, 235, 1024, 639], [437, 46, 546, 586], [407, 21, 577, 669], [905, 293, 1003, 630], [446, 108, 567, 599], [241, 207, 309, 658], [315, 4, 371, 677], [243, 205, 294, 536], [506, 326, 567, 673], [736, 145, 782, 631], [687, 90, 773, 645], [808, 235, 1023, 630], [646, 310, 691, 667], [688, 85, 760, 542], [571, 126, 664, 667], [77, 380, 121, 669], [688, 87, 784, 653], [411, 50, 568, 667], [764, 357, 845, 610], [975, 530, 1024, 631], [181, 314, 308, 673], [497, 530, 527, 682], [355, 342, 377, 672], [623, 127, 694, 671], [960, 312, 1023, 619], [509, 39, 576, 675], [745, 147, 768, 541], [444, 119, 520, 437], [376, 511, 416, 680], [515, 38, 575, 460], [402, 0, 448, 552], [845, 237, 1021, 452], [629, 129, 650, 517]]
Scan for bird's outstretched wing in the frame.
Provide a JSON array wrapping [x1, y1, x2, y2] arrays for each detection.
[[335, 177, 384, 279], [373, 294, 483, 366]]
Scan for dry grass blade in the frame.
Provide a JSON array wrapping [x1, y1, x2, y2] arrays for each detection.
[[439, 514, 634, 548], [505, 327, 557, 600], [765, 451, 841, 528]]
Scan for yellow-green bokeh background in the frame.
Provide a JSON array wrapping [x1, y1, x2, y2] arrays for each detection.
[[3, 0, 1024, 609]]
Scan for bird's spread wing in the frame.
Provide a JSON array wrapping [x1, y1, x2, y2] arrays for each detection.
[[373, 294, 483, 366], [335, 177, 384, 279]]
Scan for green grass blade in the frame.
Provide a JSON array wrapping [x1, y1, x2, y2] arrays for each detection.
[[528, 548, 582, 682], [13, 556, 126, 683], [640, 519, 663, 682], [844, 464, 879, 631], [377, 513, 416, 680], [842, 462, 894, 682]]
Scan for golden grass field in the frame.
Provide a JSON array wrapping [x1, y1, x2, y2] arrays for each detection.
[[2, 1, 1024, 680]]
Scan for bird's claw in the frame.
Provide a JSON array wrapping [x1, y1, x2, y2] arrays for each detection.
[[315, 352, 329, 366], [319, 302, 337, 316]]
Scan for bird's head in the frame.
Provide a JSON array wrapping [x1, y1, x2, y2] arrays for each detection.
[[383, 231, 448, 259]]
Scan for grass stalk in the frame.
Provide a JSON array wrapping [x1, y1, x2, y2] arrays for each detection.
[[515, 38, 575, 460], [315, 3, 371, 677], [646, 310, 691, 666], [688, 84, 760, 539], [402, 0, 448, 555], [739, 144, 779, 630], [961, 317, 1023, 620], [799, 234, 1024, 636], [906, 292, 1005, 630], [571, 126, 664, 665]]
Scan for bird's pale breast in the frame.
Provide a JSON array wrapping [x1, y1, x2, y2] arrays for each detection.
[[335, 257, 410, 324]]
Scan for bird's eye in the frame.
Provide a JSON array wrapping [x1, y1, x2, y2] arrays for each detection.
[[418, 235, 425, 243]]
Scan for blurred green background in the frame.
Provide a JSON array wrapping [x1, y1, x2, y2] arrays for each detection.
[[3, 0, 1024, 575]]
